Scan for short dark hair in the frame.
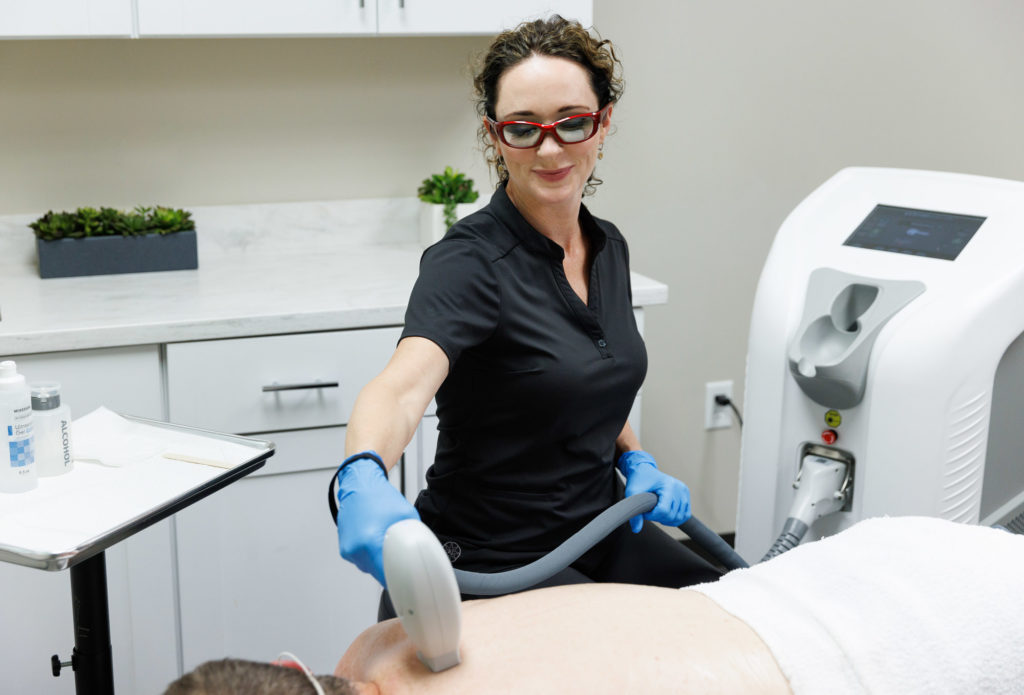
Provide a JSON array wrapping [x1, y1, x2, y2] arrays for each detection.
[[163, 658, 358, 695], [472, 15, 624, 193]]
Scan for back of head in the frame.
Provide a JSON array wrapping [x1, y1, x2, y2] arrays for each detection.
[[164, 658, 358, 695]]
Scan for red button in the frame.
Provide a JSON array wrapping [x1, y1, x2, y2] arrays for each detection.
[[821, 429, 838, 445]]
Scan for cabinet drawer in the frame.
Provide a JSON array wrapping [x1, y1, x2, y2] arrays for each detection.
[[167, 327, 400, 434], [247, 426, 405, 493], [9, 346, 164, 420]]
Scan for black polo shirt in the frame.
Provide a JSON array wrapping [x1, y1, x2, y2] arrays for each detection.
[[402, 184, 648, 570]]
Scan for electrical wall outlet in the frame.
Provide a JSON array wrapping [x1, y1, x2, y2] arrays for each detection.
[[704, 380, 734, 430]]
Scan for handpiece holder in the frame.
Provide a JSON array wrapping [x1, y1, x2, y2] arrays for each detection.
[[786, 268, 924, 408], [382, 519, 462, 672]]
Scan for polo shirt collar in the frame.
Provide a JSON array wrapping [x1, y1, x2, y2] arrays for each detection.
[[491, 182, 608, 260]]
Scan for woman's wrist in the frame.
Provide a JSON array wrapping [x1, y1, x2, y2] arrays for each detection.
[[617, 449, 657, 474], [338, 450, 387, 479]]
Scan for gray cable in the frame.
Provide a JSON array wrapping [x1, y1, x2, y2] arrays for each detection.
[[453, 492, 748, 596], [760, 517, 809, 562], [680, 515, 749, 572]]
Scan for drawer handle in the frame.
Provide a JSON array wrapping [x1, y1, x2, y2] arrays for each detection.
[[262, 381, 340, 392]]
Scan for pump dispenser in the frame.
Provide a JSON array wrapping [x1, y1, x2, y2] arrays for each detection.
[[0, 360, 37, 493], [31, 382, 73, 477]]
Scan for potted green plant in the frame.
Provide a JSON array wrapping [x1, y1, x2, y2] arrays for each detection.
[[417, 166, 481, 246], [29, 206, 198, 279]]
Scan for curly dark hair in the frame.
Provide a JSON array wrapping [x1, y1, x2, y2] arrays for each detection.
[[472, 15, 624, 195]]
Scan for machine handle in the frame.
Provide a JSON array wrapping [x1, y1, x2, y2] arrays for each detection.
[[384, 519, 462, 672], [262, 381, 339, 392]]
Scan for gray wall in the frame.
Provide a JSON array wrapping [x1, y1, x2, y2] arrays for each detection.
[[3, 1, 1023, 531], [0, 35, 492, 209]]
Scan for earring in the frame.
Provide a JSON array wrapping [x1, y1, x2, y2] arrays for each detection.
[[597, 144, 604, 160]]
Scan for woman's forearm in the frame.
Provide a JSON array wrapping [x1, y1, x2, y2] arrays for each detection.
[[345, 377, 426, 470], [344, 336, 449, 470]]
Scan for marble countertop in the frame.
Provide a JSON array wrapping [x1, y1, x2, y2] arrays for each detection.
[[0, 198, 668, 355]]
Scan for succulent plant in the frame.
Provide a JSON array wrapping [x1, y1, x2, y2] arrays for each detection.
[[30, 206, 195, 241], [417, 166, 480, 229]]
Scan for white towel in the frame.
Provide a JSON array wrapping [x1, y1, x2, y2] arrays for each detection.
[[692, 516, 1024, 695]]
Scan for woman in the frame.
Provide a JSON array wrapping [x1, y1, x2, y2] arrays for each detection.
[[334, 15, 721, 607]]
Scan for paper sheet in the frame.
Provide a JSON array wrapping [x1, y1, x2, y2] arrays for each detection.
[[0, 408, 271, 563]]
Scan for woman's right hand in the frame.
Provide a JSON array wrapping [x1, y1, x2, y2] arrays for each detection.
[[618, 450, 692, 532], [336, 455, 421, 587]]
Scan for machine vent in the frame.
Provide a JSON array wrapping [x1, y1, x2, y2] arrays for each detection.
[[941, 392, 988, 521], [1006, 510, 1024, 535]]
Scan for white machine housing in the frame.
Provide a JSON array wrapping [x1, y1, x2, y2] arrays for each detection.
[[736, 167, 1024, 562]]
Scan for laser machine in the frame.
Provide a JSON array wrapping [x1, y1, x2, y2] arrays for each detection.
[[735, 168, 1024, 562]]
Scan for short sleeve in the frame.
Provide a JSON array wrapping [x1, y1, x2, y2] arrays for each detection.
[[402, 240, 500, 367]]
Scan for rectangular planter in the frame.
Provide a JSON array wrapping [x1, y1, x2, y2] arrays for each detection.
[[36, 230, 198, 279]]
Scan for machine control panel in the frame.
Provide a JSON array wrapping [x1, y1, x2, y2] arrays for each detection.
[[843, 204, 986, 261]]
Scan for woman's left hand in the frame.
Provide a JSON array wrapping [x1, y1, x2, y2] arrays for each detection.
[[618, 450, 692, 532]]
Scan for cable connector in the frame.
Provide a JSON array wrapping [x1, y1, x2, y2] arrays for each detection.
[[789, 455, 849, 527], [761, 455, 849, 561]]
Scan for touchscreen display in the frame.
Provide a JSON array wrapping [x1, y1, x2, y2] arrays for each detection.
[[843, 204, 985, 260]]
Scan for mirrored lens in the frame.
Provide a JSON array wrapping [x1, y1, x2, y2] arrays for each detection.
[[502, 123, 542, 147], [554, 116, 596, 143]]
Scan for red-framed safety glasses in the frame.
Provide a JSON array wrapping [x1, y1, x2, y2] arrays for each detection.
[[487, 105, 610, 149]]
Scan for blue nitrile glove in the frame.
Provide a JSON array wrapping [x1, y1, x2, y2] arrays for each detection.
[[618, 450, 691, 533], [336, 451, 420, 588]]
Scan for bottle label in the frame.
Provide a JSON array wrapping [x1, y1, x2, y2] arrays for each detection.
[[8, 435, 33, 469], [7, 405, 34, 470], [61, 418, 72, 467]]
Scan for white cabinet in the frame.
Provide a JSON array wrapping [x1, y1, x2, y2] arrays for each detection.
[[166, 327, 404, 674], [7, 345, 165, 421], [0, 330, 408, 690], [378, 0, 593, 36], [136, 0, 375, 37], [3, 0, 592, 39], [166, 328, 401, 434], [0, 0, 133, 38], [138, 0, 592, 38], [0, 346, 173, 695], [174, 427, 382, 675]]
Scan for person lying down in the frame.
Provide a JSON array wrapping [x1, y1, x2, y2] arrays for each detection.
[[164, 516, 1024, 695]]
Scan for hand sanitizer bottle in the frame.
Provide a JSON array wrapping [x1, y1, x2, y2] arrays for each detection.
[[0, 360, 37, 493], [31, 382, 74, 477]]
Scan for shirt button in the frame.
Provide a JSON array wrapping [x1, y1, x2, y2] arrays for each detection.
[[597, 339, 607, 348]]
